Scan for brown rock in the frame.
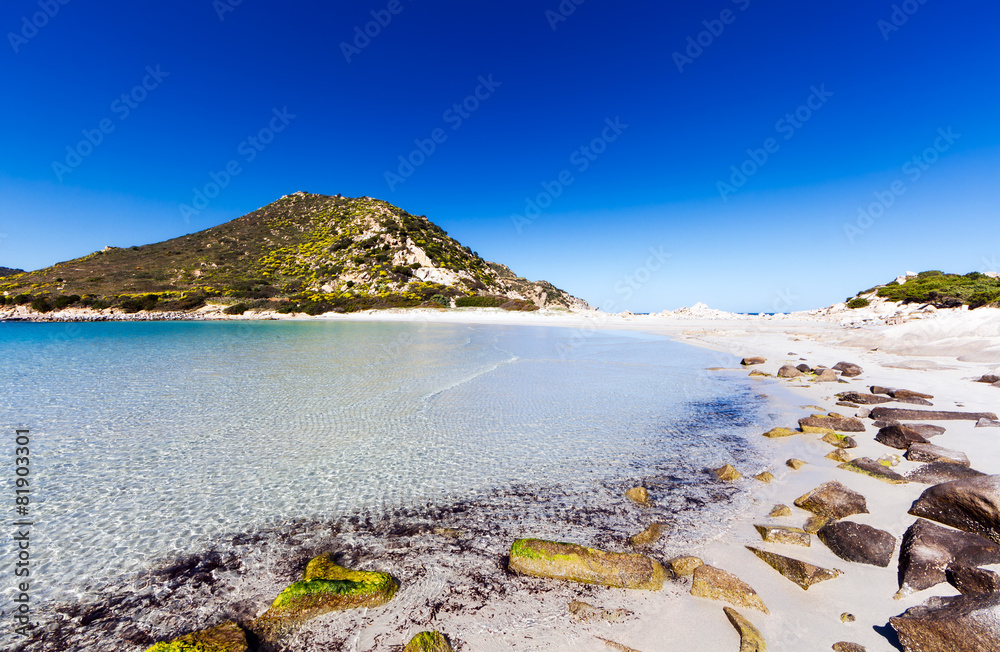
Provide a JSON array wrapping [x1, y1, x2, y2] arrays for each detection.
[[826, 448, 853, 463], [762, 427, 798, 438], [832, 644, 866, 652], [800, 415, 866, 432], [723, 606, 767, 652], [748, 370, 771, 378], [754, 471, 775, 483], [769, 504, 792, 517], [838, 392, 892, 405], [794, 481, 869, 520], [691, 565, 769, 613], [876, 424, 930, 450], [786, 458, 807, 470], [625, 486, 653, 507], [890, 594, 1000, 652], [741, 357, 766, 366], [628, 523, 666, 547], [907, 462, 987, 485], [822, 432, 858, 448], [909, 475, 1000, 543], [976, 375, 1000, 384], [803, 516, 831, 534], [870, 407, 999, 422], [871, 385, 893, 395], [907, 424, 948, 438], [796, 363, 812, 373], [898, 519, 1000, 593], [754, 524, 810, 547], [906, 443, 970, 466], [778, 364, 805, 378], [832, 362, 863, 377], [509, 539, 666, 590], [947, 565, 1000, 597], [890, 388, 934, 400], [568, 600, 634, 624], [838, 457, 908, 484], [746, 546, 842, 589], [667, 555, 703, 577], [713, 464, 742, 481], [815, 368, 840, 382], [817, 520, 896, 567]]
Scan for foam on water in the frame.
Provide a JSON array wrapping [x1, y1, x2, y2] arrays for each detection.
[[0, 320, 775, 617]]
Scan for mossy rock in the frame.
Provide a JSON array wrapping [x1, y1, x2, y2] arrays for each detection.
[[509, 538, 665, 590], [713, 464, 742, 481], [403, 631, 454, 652], [253, 553, 398, 639], [145, 621, 247, 652], [762, 427, 797, 438]]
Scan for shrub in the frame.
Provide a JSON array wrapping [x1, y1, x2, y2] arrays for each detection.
[[119, 294, 159, 313], [52, 295, 81, 310], [455, 295, 506, 308], [224, 303, 249, 315], [429, 294, 449, 307], [847, 297, 870, 309], [14, 294, 31, 305], [30, 297, 53, 313]]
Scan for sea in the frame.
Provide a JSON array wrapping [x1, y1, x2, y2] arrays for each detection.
[[0, 319, 788, 646]]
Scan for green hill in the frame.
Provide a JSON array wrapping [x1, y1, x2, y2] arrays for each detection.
[[0, 192, 586, 315], [850, 270, 1000, 309]]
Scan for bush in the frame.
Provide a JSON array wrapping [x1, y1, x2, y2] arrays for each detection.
[[847, 297, 870, 309], [224, 303, 249, 315], [52, 294, 81, 310], [429, 294, 450, 307], [14, 294, 31, 305], [455, 295, 506, 308], [119, 294, 159, 313], [30, 297, 53, 313]]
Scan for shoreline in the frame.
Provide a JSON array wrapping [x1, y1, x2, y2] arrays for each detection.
[[7, 308, 1000, 650]]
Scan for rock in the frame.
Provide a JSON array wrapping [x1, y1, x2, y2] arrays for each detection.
[[871, 385, 893, 395], [628, 522, 666, 547], [906, 443, 970, 466], [754, 471, 775, 483], [907, 462, 986, 485], [822, 432, 858, 448], [794, 482, 869, 520], [896, 396, 935, 406], [796, 363, 812, 373], [817, 521, 896, 567], [976, 418, 1000, 428], [826, 448, 853, 463], [626, 486, 653, 507], [841, 612, 856, 623], [713, 464, 742, 481], [749, 370, 772, 377], [870, 407, 999, 422], [597, 637, 643, 652], [778, 364, 805, 378], [800, 415, 866, 432], [890, 388, 934, 400], [723, 606, 767, 652], [838, 457, 908, 484], [890, 593, 1000, 652], [252, 554, 399, 638], [803, 516, 831, 534], [878, 453, 902, 467], [146, 621, 248, 652], [837, 392, 893, 405], [832, 644, 866, 652], [897, 519, 1000, 593], [815, 368, 840, 382], [833, 362, 863, 377], [754, 524, 810, 547], [568, 600, 633, 624], [762, 427, 798, 438], [908, 475, 1000, 544], [746, 546, 842, 589], [975, 374, 1000, 384], [690, 564, 769, 613], [837, 401, 860, 409], [856, 407, 871, 418], [769, 504, 792, 517], [404, 631, 454, 652], [667, 556, 703, 577], [508, 539, 665, 590], [786, 458, 807, 470], [908, 424, 948, 438], [741, 357, 766, 366], [876, 424, 930, 450], [947, 565, 1000, 597]]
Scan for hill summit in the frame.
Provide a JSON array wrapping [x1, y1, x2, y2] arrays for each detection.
[[0, 192, 587, 314]]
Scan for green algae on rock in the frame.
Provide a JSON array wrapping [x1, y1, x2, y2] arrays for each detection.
[[253, 553, 398, 638], [145, 621, 247, 652], [403, 630, 454, 652], [508, 538, 665, 590]]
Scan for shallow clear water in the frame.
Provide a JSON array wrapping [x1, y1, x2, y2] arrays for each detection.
[[0, 320, 772, 609]]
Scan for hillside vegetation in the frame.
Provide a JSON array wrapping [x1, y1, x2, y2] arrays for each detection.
[[851, 271, 1000, 309], [0, 192, 585, 315]]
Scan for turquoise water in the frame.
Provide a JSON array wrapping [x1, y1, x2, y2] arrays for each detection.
[[0, 320, 771, 608]]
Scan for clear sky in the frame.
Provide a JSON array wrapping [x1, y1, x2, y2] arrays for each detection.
[[2, 0, 998, 312]]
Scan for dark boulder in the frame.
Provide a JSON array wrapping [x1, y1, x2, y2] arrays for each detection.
[[839, 457, 908, 484], [906, 443, 970, 466], [898, 519, 1000, 593], [890, 388, 934, 400], [975, 375, 1000, 384], [871, 407, 999, 422], [947, 565, 1000, 597], [817, 520, 896, 567], [908, 475, 1000, 543], [794, 481, 869, 520], [837, 392, 892, 405], [796, 363, 812, 373], [741, 357, 766, 366], [799, 415, 866, 432], [876, 425, 930, 450], [907, 463, 986, 485], [777, 364, 805, 378], [890, 593, 1000, 652], [832, 362, 863, 377]]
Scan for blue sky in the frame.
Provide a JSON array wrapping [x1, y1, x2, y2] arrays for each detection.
[[2, 0, 998, 312]]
